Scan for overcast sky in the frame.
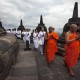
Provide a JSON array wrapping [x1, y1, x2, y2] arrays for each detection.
[[0, 0, 80, 29]]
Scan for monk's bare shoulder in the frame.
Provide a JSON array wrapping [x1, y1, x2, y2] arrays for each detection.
[[65, 31, 69, 35]]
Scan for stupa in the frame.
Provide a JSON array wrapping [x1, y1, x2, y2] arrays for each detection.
[[58, 2, 80, 56], [17, 19, 25, 31], [36, 15, 47, 32], [0, 19, 6, 31]]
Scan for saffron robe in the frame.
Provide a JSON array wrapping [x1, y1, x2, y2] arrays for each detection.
[[46, 32, 59, 63], [79, 40, 80, 56], [64, 33, 79, 68]]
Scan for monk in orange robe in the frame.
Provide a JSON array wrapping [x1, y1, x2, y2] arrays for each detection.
[[79, 41, 80, 57], [78, 40, 80, 59], [77, 29, 80, 58], [45, 27, 59, 67], [64, 24, 80, 76]]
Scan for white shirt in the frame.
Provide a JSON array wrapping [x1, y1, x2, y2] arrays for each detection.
[[16, 30, 21, 38], [38, 31, 46, 45], [33, 32, 38, 40], [33, 32, 39, 48], [25, 32, 31, 41], [7, 30, 11, 34], [22, 31, 26, 42], [11, 31, 16, 34], [22, 31, 26, 35]]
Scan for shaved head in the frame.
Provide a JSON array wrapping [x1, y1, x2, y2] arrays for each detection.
[[49, 26, 54, 30], [48, 26, 54, 33], [70, 24, 77, 28], [70, 24, 77, 32]]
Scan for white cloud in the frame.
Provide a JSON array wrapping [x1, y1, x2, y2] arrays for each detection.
[[0, 0, 80, 30]]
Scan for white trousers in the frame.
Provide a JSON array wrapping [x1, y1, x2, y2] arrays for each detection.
[[33, 40, 38, 48], [38, 45, 43, 54]]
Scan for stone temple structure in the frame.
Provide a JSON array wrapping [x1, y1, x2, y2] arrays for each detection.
[[0, 20, 19, 80], [0, 20, 6, 31], [58, 2, 80, 56], [17, 19, 25, 31], [0, 19, 6, 36], [17, 19, 25, 39], [62, 2, 80, 33], [36, 15, 47, 32]]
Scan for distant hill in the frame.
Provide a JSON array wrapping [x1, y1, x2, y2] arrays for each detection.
[[3, 23, 36, 30], [2, 23, 63, 34], [3, 23, 17, 29]]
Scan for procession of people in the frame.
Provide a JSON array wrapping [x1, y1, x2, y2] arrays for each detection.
[[6, 24, 80, 77]]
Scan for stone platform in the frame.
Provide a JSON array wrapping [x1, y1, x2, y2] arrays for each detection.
[[6, 40, 80, 80], [6, 40, 38, 80], [34, 49, 80, 80]]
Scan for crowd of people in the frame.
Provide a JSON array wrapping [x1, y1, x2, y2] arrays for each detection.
[[6, 28, 32, 50], [6, 24, 80, 77]]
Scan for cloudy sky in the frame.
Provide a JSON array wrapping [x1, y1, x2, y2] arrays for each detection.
[[0, 0, 80, 29]]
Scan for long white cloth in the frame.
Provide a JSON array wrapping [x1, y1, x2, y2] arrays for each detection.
[[33, 32, 38, 48]]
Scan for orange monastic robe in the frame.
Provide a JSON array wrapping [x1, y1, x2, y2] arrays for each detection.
[[79, 40, 80, 57], [46, 32, 59, 63], [64, 33, 79, 68]]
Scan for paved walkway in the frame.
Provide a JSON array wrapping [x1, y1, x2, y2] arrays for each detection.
[[34, 49, 80, 80], [6, 40, 80, 80], [6, 40, 38, 80]]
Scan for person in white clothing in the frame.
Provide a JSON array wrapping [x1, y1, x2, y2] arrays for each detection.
[[6, 29, 11, 34], [16, 30, 21, 39], [33, 29, 38, 50], [38, 27, 46, 54], [24, 29, 31, 51], [22, 29, 26, 42], [11, 29, 17, 35]]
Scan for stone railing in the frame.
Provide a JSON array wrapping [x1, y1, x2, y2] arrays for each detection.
[[0, 31, 7, 36], [0, 33, 19, 80], [57, 33, 66, 56]]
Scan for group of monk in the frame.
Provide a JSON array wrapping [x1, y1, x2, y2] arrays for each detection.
[[44, 24, 80, 77]]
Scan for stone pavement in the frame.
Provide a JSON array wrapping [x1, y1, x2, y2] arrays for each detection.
[[6, 40, 38, 80], [6, 40, 80, 80], [34, 50, 80, 80]]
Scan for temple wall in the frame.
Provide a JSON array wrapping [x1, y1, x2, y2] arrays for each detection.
[[0, 33, 19, 80]]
